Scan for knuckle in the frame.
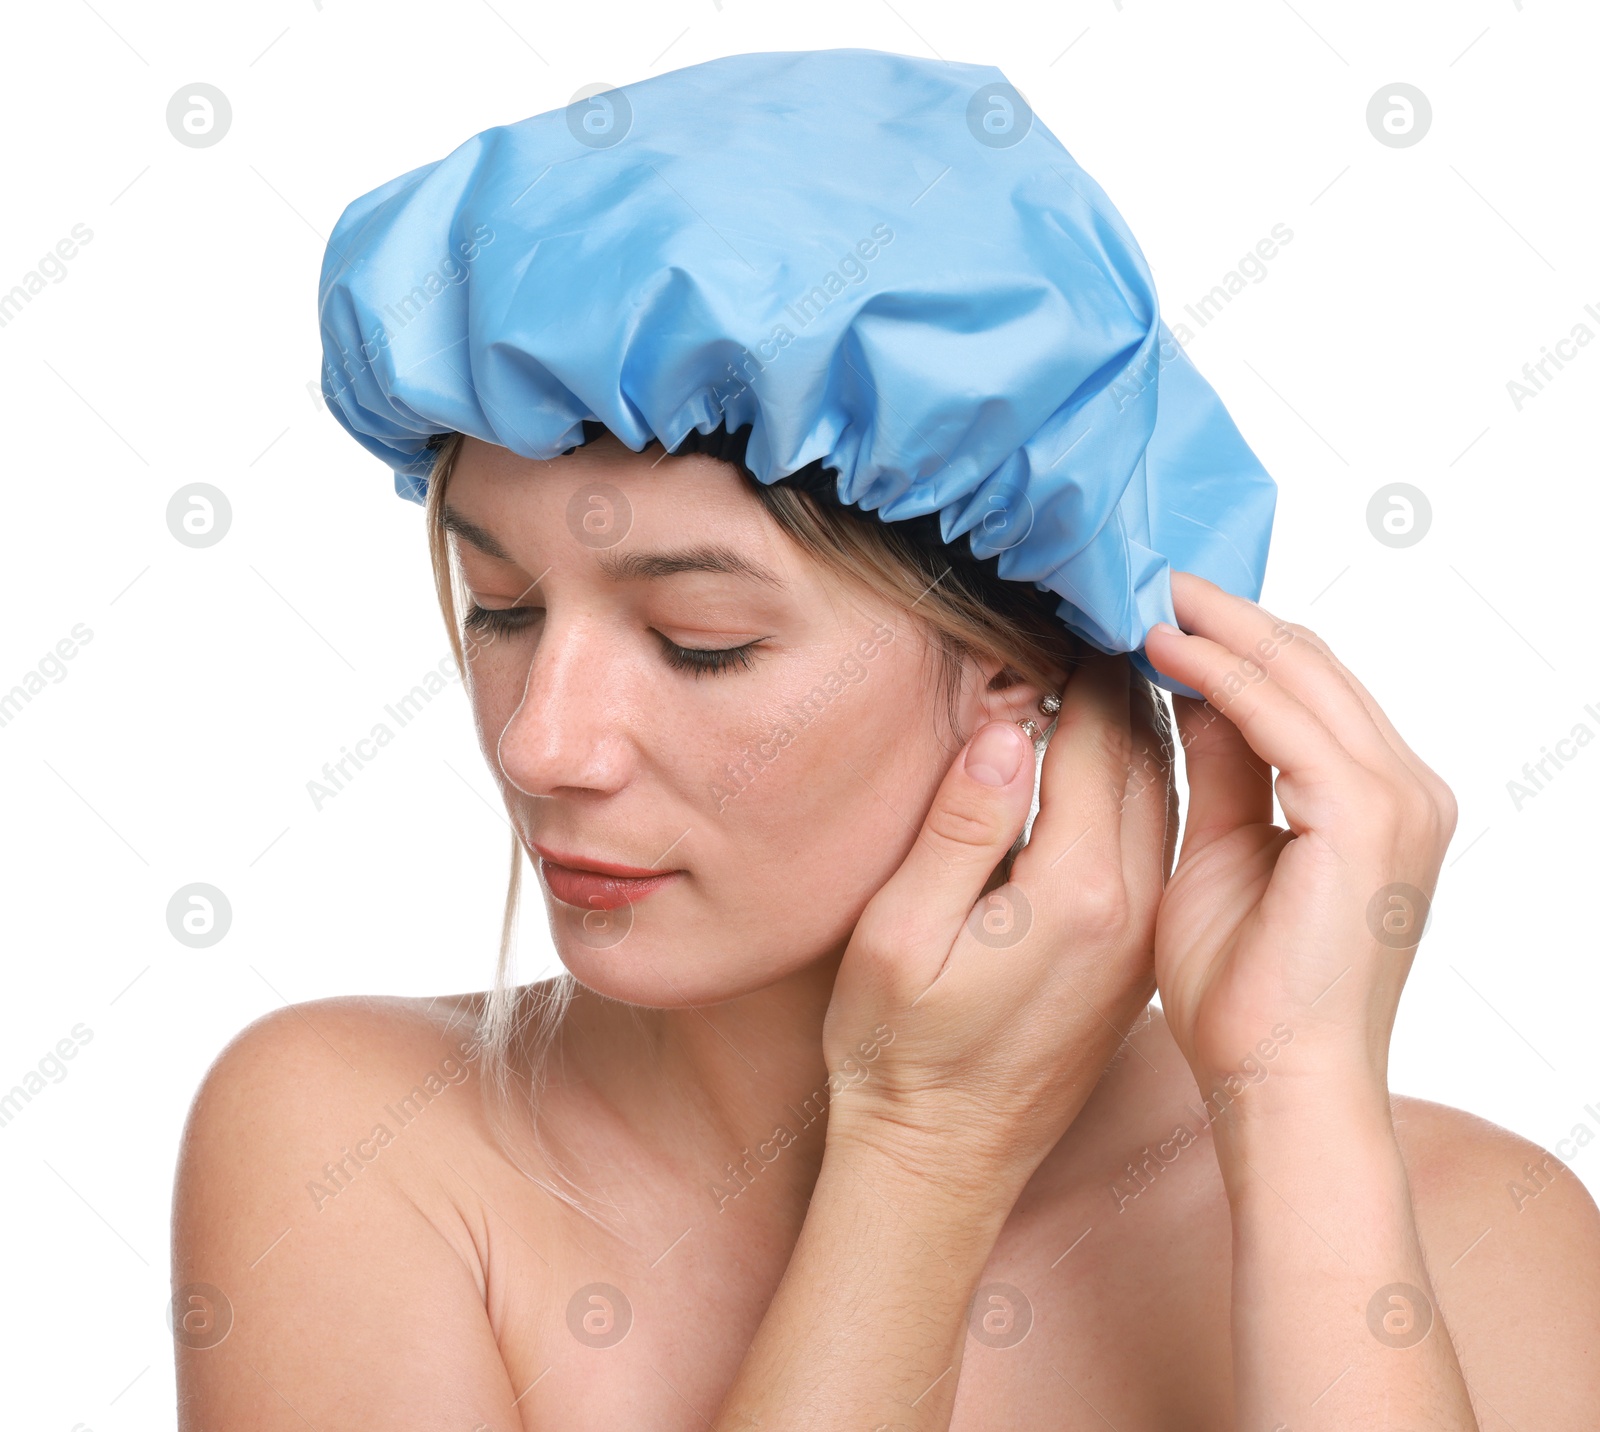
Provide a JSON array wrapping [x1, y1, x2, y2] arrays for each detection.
[[1068, 864, 1128, 929], [1393, 777, 1447, 842], [1366, 785, 1411, 841], [1341, 770, 1451, 851], [1322, 769, 1401, 837], [1222, 699, 1269, 743], [1434, 780, 1460, 840], [1413, 767, 1459, 841], [1402, 785, 1436, 830], [923, 792, 1013, 853], [853, 905, 933, 965]]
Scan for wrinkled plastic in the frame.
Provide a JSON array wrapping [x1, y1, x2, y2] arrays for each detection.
[[317, 47, 1276, 695]]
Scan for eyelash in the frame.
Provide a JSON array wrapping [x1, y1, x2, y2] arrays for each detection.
[[657, 635, 761, 677], [463, 602, 540, 638], [463, 603, 763, 677]]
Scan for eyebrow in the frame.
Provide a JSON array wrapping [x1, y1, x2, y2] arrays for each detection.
[[441, 504, 785, 588]]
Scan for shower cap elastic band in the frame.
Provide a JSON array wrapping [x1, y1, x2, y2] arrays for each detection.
[[317, 46, 1277, 697]]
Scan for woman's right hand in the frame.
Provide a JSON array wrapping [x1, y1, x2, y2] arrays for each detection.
[[822, 654, 1176, 1199]]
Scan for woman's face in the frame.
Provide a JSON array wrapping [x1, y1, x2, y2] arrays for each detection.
[[445, 433, 1033, 1006]]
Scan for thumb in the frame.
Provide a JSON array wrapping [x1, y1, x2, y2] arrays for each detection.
[[865, 719, 1036, 966]]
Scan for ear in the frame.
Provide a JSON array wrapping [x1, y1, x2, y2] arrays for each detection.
[[974, 659, 1066, 730]]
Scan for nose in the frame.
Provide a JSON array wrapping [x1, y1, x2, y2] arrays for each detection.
[[493, 612, 631, 799]]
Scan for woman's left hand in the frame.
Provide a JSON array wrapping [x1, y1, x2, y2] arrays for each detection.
[[1141, 570, 1458, 1112]]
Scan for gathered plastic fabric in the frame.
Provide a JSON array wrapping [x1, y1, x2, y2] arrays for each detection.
[[317, 47, 1276, 694]]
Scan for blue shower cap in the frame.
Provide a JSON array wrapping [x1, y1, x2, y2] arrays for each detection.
[[317, 46, 1275, 695]]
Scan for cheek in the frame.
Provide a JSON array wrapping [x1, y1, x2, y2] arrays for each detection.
[[694, 657, 951, 932], [463, 654, 519, 749]]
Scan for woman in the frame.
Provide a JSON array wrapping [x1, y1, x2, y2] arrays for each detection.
[[173, 48, 1600, 1430]]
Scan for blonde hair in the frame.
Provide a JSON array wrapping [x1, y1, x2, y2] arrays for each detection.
[[423, 427, 1085, 1223]]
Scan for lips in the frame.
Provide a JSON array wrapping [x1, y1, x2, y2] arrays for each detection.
[[531, 842, 684, 912]]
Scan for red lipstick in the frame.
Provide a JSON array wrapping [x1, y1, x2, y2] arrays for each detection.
[[531, 842, 683, 912]]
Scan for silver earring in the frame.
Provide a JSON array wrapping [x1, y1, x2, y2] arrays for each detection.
[[1039, 692, 1062, 717], [1016, 717, 1042, 742]]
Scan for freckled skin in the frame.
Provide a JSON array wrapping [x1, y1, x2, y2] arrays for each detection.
[[453, 431, 983, 1010]]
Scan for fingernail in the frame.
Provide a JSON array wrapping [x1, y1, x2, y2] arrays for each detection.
[[1149, 621, 1183, 638], [965, 721, 1027, 787]]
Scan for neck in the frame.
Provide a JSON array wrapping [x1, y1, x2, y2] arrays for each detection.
[[539, 948, 848, 1230], [522, 961, 1174, 1243]]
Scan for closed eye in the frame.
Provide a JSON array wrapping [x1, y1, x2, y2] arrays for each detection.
[[463, 602, 764, 676], [652, 631, 763, 676], [463, 602, 541, 636]]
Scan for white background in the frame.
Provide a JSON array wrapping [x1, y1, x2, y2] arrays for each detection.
[[2, 1, 1595, 1426]]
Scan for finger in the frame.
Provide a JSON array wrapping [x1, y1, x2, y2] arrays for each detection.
[[864, 717, 1037, 976], [1171, 694, 1273, 861], [1013, 654, 1133, 895], [1168, 571, 1405, 780], [1143, 622, 1358, 808]]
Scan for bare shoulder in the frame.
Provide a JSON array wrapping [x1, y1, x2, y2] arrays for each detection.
[[176, 991, 498, 1214], [173, 992, 525, 1430], [175, 988, 503, 1269], [185, 989, 489, 1103], [1392, 1094, 1600, 1419], [1393, 1091, 1600, 1257]]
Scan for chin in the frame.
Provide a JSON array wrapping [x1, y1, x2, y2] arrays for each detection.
[[539, 889, 824, 1007]]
